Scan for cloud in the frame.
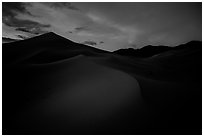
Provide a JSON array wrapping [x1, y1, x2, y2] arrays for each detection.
[[2, 2, 131, 43], [74, 26, 89, 32], [74, 2, 201, 48], [3, 2, 51, 38], [15, 25, 49, 35], [2, 37, 19, 43], [2, 23, 35, 39], [4, 16, 50, 28], [14, 3, 89, 34], [43, 2, 80, 11], [16, 35, 28, 40], [2, 2, 30, 17], [68, 14, 131, 40], [82, 40, 97, 46], [86, 12, 141, 44], [2, 2, 201, 51]]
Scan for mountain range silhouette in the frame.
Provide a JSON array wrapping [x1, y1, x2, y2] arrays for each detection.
[[3, 32, 201, 63], [114, 41, 201, 57]]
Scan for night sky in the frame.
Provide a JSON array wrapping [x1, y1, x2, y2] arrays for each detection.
[[2, 2, 202, 51]]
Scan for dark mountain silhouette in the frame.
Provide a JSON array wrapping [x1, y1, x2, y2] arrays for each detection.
[[113, 41, 201, 58], [3, 32, 108, 51], [3, 32, 109, 64], [3, 32, 202, 135]]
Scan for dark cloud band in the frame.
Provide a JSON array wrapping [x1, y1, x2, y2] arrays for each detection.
[[42, 2, 80, 11], [3, 2, 51, 36]]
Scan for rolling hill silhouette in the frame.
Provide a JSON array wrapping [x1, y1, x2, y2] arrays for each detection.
[[3, 32, 202, 135], [114, 41, 201, 58]]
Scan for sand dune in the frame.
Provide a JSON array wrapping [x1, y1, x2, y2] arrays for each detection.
[[3, 33, 201, 135], [4, 55, 148, 134]]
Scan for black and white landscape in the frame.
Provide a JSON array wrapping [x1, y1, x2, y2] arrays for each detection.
[[2, 2, 202, 135]]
